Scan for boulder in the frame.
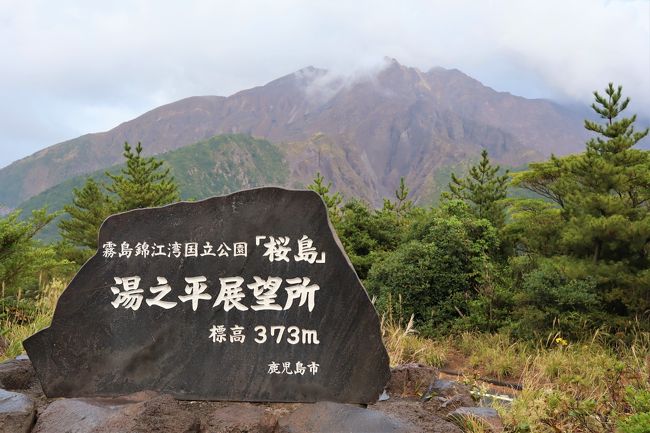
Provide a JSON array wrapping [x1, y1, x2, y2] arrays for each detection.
[[32, 391, 161, 433], [33, 393, 278, 433], [0, 358, 36, 390], [0, 389, 35, 433], [25, 189, 390, 404], [372, 398, 464, 433]]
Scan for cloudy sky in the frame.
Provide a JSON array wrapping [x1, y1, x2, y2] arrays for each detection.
[[0, 0, 648, 169]]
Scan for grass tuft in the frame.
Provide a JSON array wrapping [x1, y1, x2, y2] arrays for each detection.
[[381, 311, 447, 367]]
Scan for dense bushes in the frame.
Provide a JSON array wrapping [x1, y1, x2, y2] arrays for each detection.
[[365, 202, 499, 335], [509, 261, 599, 340]]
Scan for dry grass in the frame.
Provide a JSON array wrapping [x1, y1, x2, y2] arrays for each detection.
[[498, 330, 650, 433], [448, 414, 493, 433], [456, 332, 530, 381], [381, 311, 448, 367]]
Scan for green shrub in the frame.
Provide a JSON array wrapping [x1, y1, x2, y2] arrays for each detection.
[[509, 261, 599, 340], [366, 201, 499, 335]]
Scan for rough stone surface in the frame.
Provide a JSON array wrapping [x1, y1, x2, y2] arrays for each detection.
[[374, 398, 464, 433], [24, 188, 390, 403], [97, 394, 203, 433], [428, 380, 473, 399], [277, 401, 414, 433], [0, 359, 36, 390], [387, 363, 438, 397], [29, 391, 467, 433], [0, 389, 35, 433], [447, 407, 504, 433], [206, 403, 278, 433], [423, 380, 476, 416]]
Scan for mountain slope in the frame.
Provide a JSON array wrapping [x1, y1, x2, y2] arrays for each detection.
[[19, 135, 287, 240], [0, 60, 590, 208]]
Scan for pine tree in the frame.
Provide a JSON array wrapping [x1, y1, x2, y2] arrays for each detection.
[[307, 172, 342, 223], [382, 177, 413, 222], [445, 149, 510, 228], [563, 83, 649, 265], [1, 208, 62, 293], [106, 142, 180, 211], [513, 83, 650, 321], [58, 178, 114, 249], [59, 142, 180, 251]]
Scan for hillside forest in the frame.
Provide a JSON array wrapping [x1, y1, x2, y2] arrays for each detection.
[[1, 84, 649, 433]]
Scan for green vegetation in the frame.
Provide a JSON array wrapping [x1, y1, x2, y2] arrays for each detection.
[[307, 172, 343, 224], [58, 178, 114, 250], [313, 84, 648, 431], [59, 141, 180, 255], [1, 84, 648, 432], [510, 83, 650, 334], [0, 209, 71, 326], [445, 149, 510, 229], [106, 142, 180, 212]]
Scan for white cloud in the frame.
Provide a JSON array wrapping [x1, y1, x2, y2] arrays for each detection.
[[0, 0, 648, 168]]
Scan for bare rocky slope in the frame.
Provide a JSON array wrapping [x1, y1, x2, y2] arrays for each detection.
[[0, 59, 589, 208]]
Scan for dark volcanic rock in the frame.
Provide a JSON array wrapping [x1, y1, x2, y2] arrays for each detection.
[[31, 392, 180, 433], [0, 389, 35, 433], [0, 358, 36, 390], [32, 397, 122, 433], [24, 188, 390, 403]]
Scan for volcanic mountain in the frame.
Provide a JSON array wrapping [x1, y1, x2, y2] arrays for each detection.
[[0, 59, 589, 208]]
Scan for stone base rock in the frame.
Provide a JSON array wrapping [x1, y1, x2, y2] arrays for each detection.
[[0, 389, 35, 433], [26, 393, 467, 433], [0, 357, 499, 433], [206, 403, 278, 433], [278, 401, 413, 433]]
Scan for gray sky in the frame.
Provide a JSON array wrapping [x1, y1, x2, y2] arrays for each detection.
[[1, 0, 649, 169]]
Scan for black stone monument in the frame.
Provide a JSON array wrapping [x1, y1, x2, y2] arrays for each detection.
[[24, 188, 390, 403]]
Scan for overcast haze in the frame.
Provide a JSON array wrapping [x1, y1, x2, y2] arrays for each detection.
[[0, 0, 648, 169]]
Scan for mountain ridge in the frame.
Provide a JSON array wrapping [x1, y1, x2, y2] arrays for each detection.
[[0, 59, 590, 208]]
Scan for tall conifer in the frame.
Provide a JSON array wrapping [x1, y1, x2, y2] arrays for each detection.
[[106, 142, 180, 211], [446, 149, 510, 228], [59, 142, 180, 250]]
